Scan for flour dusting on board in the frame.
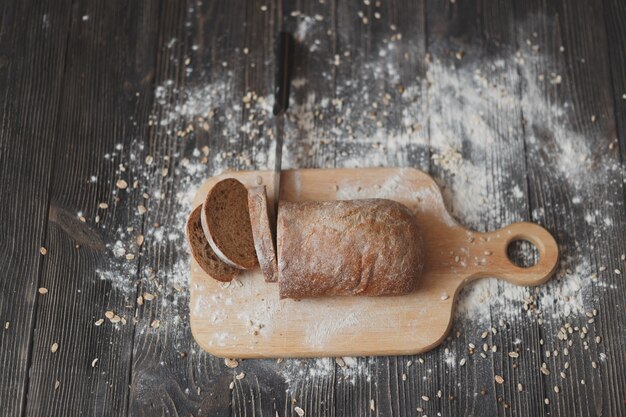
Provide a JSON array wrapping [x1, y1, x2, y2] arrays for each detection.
[[87, 12, 622, 393]]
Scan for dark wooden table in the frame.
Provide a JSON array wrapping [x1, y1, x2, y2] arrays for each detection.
[[1, 0, 625, 416]]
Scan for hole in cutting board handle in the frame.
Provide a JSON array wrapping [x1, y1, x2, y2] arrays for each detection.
[[507, 239, 539, 268], [487, 222, 559, 287]]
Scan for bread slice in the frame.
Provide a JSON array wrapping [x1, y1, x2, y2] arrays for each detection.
[[186, 205, 239, 282], [201, 178, 258, 270], [247, 186, 278, 282]]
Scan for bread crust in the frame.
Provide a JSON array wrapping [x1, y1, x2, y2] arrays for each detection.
[[248, 186, 278, 282], [277, 199, 424, 299], [186, 205, 239, 282], [201, 178, 258, 270]]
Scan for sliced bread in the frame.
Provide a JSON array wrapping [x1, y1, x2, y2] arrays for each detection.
[[201, 178, 258, 270], [247, 186, 278, 282], [186, 205, 239, 282]]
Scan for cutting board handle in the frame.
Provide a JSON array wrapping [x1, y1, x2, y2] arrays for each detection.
[[469, 222, 559, 286]]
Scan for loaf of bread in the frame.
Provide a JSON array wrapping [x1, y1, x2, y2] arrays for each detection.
[[277, 199, 424, 299]]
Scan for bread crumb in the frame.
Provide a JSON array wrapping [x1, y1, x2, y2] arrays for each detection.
[[116, 179, 128, 189], [38, 288, 48, 294], [50, 342, 59, 353], [39, 247, 47, 255]]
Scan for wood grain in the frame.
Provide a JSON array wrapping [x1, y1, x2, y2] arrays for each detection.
[[0, 1, 73, 415], [0, 0, 623, 416], [602, 1, 626, 410], [330, 2, 431, 416], [126, 0, 277, 416], [422, 1, 547, 416], [22, 2, 162, 416], [227, 1, 334, 415], [514, 0, 626, 416], [605, 0, 626, 164]]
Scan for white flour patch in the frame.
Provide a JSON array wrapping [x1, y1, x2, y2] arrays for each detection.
[[270, 357, 371, 387], [294, 15, 316, 43], [305, 312, 360, 348]]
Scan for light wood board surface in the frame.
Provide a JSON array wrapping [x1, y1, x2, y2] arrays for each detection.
[[189, 168, 559, 358]]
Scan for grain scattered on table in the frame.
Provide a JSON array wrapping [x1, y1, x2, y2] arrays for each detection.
[[224, 358, 238, 368]]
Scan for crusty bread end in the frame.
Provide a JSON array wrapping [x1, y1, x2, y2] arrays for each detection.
[[248, 186, 278, 282]]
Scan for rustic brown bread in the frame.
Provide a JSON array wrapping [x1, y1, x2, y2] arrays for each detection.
[[186, 205, 239, 282], [201, 178, 258, 270], [247, 186, 278, 282], [277, 199, 424, 299]]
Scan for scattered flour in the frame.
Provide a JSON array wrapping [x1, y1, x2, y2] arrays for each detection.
[[89, 13, 622, 389], [273, 357, 371, 386]]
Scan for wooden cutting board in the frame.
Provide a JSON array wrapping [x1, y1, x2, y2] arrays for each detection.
[[189, 168, 559, 358]]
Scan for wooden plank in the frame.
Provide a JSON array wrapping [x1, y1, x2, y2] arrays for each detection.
[[604, 1, 626, 166], [226, 1, 344, 416], [329, 0, 430, 414], [126, 0, 277, 416], [422, 1, 547, 416], [23, 1, 162, 416], [332, 0, 429, 171], [0, 1, 73, 415], [128, 0, 221, 414], [281, 0, 341, 170], [600, 0, 626, 410], [514, 0, 626, 416]]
